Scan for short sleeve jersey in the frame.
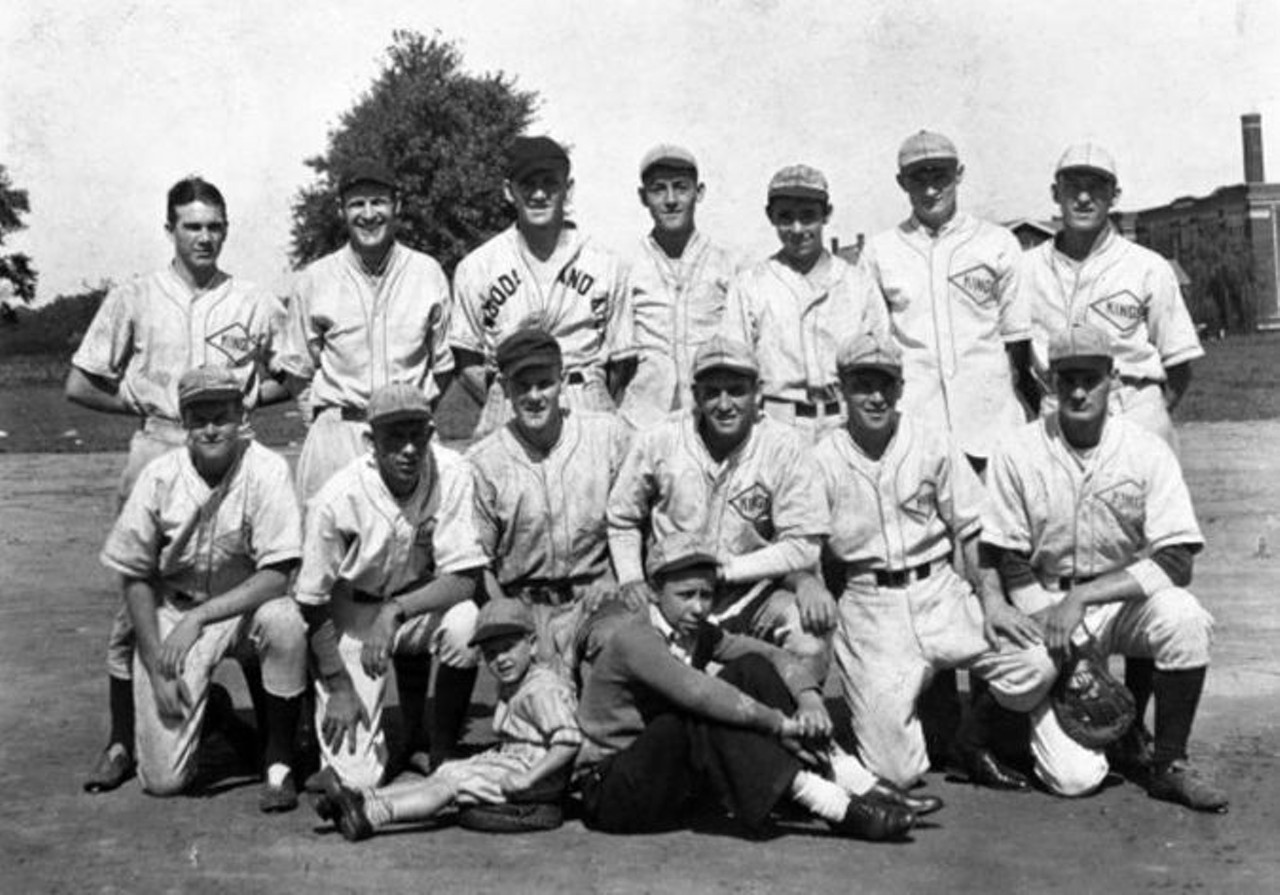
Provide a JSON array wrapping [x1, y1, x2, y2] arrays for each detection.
[[1017, 227, 1204, 385], [862, 213, 1029, 457], [618, 232, 741, 427], [467, 411, 632, 587], [277, 242, 454, 410], [294, 443, 488, 604], [449, 225, 634, 373], [814, 413, 985, 570], [71, 266, 286, 422], [722, 251, 891, 402], [101, 441, 301, 600], [492, 665, 583, 756], [981, 415, 1204, 581]]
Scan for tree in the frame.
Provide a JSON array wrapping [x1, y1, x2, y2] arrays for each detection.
[[0, 164, 37, 304], [290, 30, 538, 274]]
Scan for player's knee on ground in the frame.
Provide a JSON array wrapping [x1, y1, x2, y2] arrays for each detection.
[[137, 747, 199, 797], [248, 596, 308, 697], [1143, 588, 1214, 670], [1029, 702, 1109, 798]]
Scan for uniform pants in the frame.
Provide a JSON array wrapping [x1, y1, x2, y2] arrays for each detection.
[[295, 409, 369, 508], [314, 596, 479, 788], [710, 580, 830, 676], [579, 654, 801, 834], [760, 398, 846, 446], [1011, 583, 1214, 797], [473, 375, 615, 440], [834, 565, 1056, 788], [132, 596, 307, 795]]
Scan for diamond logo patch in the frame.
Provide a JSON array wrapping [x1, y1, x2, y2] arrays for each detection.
[[949, 264, 997, 308]]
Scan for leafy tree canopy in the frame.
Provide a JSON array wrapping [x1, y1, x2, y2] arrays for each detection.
[[289, 30, 538, 274], [0, 164, 37, 304]]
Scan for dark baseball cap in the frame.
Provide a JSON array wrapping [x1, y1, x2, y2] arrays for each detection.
[[338, 160, 397, 197], [469, 598, 536, 647], [496, 327, 563, 378], [507, 136, 570, 182], [646, 531, 719, 581]]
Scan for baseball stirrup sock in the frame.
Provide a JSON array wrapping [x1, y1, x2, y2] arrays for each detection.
[[431, 665, 478, 764], [789, 770, 851, 823], [394, 657, 432, 750], [1124, 657, 1155, 720], [1152, 666, 1207, 766], [108, 675, 135, 752], [261, 693, 301, 770]]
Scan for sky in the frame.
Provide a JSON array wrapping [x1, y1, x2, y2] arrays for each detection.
[[3, 0, 1279, 303]]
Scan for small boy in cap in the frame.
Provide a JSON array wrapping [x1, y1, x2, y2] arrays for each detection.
[[450, 135, 635, 440], [722, 164, 890, 444], [313, 598, 582, 841], [295, 381, 488, 789], [467, 326, 631, 671], [99, 364, 308, 810]]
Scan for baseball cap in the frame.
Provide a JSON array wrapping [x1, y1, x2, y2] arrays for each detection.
[[507, 136, 570, 182], [177, 365, 243, 410], [468, 598, 536, 647], [646, 531, 719, 581], [898, 130, 959, 171], [366, 382, 433, 427], [496, 327, 563, 378], [1047, 323, 1114, 370], [836, 331, 904, 377], [1055, 143, 1118, 182], [767, 164, 829, 203], [691, 335, 760, 380], [338, 159, 397, 197], [640, 144, 698, 180]]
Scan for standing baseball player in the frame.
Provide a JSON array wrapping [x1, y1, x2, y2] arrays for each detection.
[[573, 532, 915, 840], [616, 144, 741, 429], [607, 336, 830, 677], [1017, 143, 1205, 761], [722, 164, 890, 444], [814, 331, 1056, 793], [69, 177, 290, 794], [467, 327, 631, 671], [981, 323, 1227, 812], [99, 365, 307, 810], [277, 159, 454, 506], [296, 383, 486, 788], [450, 136, 634, 439]]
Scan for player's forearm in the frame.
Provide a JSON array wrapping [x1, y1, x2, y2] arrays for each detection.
[[1006, 339, 1040, 418], [300, 603, 356, 693], [431, 370, 455, 410], [520, 743, 580, 789], [606, 357, 637, 402], [1163, 362, 1192, 412], [64, 367, 134, 416], [392, 569, 480, 618], [630, 641, 785, 733], [607, 528, 646, 584], [190, 563, 295, 627], [123, 578, 164, 672], [720, 537, 819, 585], [453, 355, 490, 405]]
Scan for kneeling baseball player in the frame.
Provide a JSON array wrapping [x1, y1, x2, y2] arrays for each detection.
[[312, 598, 581, 840], [295, 383, 487, 789], [573, 533, 916, 840], [813, 332, 1056, 795], [981, 323, 1227, 811], [98, 365, 307, 810]]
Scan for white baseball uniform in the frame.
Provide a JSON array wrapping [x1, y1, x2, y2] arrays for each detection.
[[982, 414, 1214, 796], [616, 232, 741, 428], [862, 212, 1030, 460], [813, 414, 1054, 787], [450, 225, 634, 437], [1018, 226, 1203, 446], [295, 444, 488, 788], [278, 242, 454, 504], [100, 441, 306, 795], [722, 251, 891, 443]]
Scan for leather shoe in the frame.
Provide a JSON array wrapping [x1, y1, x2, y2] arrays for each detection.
[[259, 771, 299, 814], [84, 745, 135, 794], [1147, 760, 1228, 813], [309, 776, 374, 841], [828, 794, 915, 841], [866, 778, 944, 816], [1108, 721, 1155, 784], [954, 747, 1031, 791]]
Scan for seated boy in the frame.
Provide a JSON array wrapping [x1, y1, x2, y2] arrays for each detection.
[[312, 598, 581, 840]]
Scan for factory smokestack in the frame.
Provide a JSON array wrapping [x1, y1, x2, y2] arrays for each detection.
[[1243, 113, 1265, 184]]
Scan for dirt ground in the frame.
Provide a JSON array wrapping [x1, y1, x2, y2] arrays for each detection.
[[2, 421, 1279, 894]]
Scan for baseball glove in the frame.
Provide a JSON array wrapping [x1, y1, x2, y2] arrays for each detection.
[[1051, 641, 1136, 749], [456, 800, 564, 833]]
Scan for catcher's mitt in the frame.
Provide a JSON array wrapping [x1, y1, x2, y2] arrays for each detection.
[[456, 801, 564, 833], [1051, 641, 1136, 749]]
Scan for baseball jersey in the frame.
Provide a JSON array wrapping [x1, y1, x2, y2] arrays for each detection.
[[722, 251, 890, 402], [981, 415, 1204, 582], [618, 231, 740, 427], [862, 213, 1029, 458], [101, 440, 301, 601], [607, 413, 829, 585], [450, 224, 634, 375], [278, 242, 454, 411], [72, 266, 286, 422], [814, 413, 984, 570], [1018, 226, 1203, 385], [294, 444, 488, 605], [467, 411, 632, 588]]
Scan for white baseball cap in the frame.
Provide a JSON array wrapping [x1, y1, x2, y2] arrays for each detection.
[[1056, 143, 1118, 182]]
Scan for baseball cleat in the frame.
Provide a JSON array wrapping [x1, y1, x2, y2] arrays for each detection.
[[1147, 760, 1229, 813], [865, 778, 944, 816], [1107, 721, 1155, 784], [84, 744, 135, 794], [952, 746, 1032, 792], [259, 771, 299, 814], [828, 794, 915, 841]]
